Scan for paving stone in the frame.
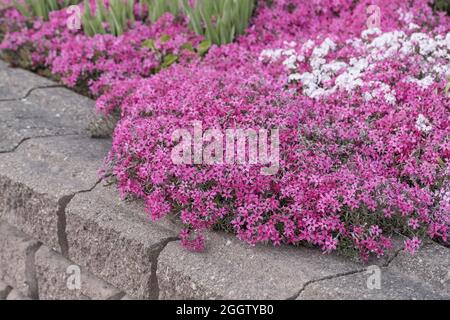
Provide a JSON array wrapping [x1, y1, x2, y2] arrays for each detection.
[[0, 136, 111, 252], [0, 61, 54, 100], [157, 232, 362, 300], [0, 280, 12, 300], [6, 289, 31, 300], [389, 243, 450, 295], [66, 185, 178, 300], [0, 222, 40, 299], [297, 269, 449, 300], [0, 87, 94, 153], [35, 246, 121, 300]]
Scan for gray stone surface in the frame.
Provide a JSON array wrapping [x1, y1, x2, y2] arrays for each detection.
[[0, 87, 94, 153], [6, 289, 31, 300], [0, 61, 54, 100], [35, 246, 121, 300], [0, 136, 111, 251], [0, 280, 12, 300], [0, 222, 40, 299], [157, 232, 362, 300], [389, 243, 450, 295], [66, 185, 178, 299], [297, 269, 449, 300]]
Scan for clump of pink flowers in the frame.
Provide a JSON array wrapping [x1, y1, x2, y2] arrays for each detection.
[[1, 0, 449, 260], [0, 4, 201, 99]]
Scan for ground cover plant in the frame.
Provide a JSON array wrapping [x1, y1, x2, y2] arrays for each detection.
[[0, 0, 449, 261], [0, 0, 202, 97]]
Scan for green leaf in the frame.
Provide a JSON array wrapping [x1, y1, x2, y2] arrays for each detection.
[[197, 39, 212, 56], [179, 0, 256, 45], [96, 0, 107, 21], [162, 54, 178, 68], [160, 34, 171, 43], [181, 42, 195, 52], [142, 39, 156, 50]]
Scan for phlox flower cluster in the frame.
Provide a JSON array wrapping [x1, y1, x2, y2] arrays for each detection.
[[0, 6, 200, 100], [1, 0, 449, 260]]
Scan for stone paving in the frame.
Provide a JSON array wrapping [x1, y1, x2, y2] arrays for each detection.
[[0, 60, 449, 300]]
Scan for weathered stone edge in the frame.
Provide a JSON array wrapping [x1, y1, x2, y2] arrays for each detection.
[[0, 220, 126, 300]]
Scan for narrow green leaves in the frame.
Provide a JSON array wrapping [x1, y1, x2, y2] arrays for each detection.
[[13, 0, 80, 21], [180, 0, 256, 45]]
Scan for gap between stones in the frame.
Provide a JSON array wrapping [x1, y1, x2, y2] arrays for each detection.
[[107, 292, 127, 300], [148, 237, 179, 300], [25, 241, 42, 300], [0, 84, 65, 103], [287, 268, 367, 300], [0, 133, 80, 154], [57, 179, 103, 258], [0, 130, 178, 300], [53, 177, 180, 300], [0, 84, 78, 154], [288, 246, 404, 300], [0, 282, 13, 300]]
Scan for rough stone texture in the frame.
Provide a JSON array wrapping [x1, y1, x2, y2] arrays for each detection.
[[66, 185, 178, 300], [35, 246, 122, 300], [0, 222, 40, 299], [0, 136, 111, 252], [0, 87, 94, 153], [0, 280, 12, 300], [157, 232, 363, 300], [6, 289, 31, 300], [389, 243, 450, 295], [297, 269, 449, 300], [0, 61, 54, 100]]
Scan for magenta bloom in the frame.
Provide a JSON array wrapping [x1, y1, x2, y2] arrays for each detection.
[[404, 237, 422, 255]]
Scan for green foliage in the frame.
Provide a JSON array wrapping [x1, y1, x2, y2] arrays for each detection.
[[82, 0, 135, 36], [433, 0, 450, 15], [197, 39, 212, 56], [140, 0, 179, 22], [83, 0, 256, 43], [83, 0, 180, 37], [179, 0, 256, 45], [15, 0, 256, 44], [141, 35, 177, 71], [141, 34, 179, 71], [140, 35, 211, 74], [13, 0, 80, 21]]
